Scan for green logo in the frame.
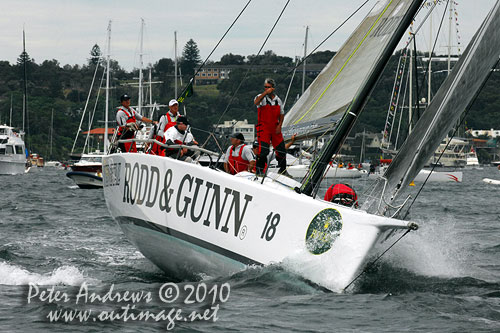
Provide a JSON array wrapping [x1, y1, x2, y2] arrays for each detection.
[[305, 208, 343, 255]]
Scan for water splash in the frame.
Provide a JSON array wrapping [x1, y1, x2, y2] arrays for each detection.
[[0, 261, 98, 286], [384, 216, 474, 278]]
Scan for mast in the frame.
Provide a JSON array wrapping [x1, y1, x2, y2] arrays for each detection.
[[49, 108, 54, 158], [9, 94, 12, 127], [22, 28, 27, 134], [174, 31, 178, 99], [149, 68, 153, 106], [447, 0, 453, 75], [409, 24, 413, 134], [302, 25, 309, 94], [104, 20, 111, 155], [300, 0, 423, 196], [359, 129, 365, 164], [428, 14, 432, 104], [138, 18, 144, 115]]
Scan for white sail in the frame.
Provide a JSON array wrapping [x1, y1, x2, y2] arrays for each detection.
[[283, 0, 420, 139], [363, 0, 500, 215]]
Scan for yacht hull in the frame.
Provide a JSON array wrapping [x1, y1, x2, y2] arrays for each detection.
[[66, 171, 103, 189], [0, 160, 26, 175], [103, 153, 412, 291]]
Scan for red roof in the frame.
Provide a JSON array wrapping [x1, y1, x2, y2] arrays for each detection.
[[82, 128, 115, 135]]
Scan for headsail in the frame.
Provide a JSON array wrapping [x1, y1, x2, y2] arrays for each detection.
[[282, 0, 423, 140], [363, 0, 500, 215], [298, 0, 424, 195]]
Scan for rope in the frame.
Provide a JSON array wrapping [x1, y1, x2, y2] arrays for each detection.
[[211, 0, 291, 132], [284, 0, 371, 77], [177, 0, 252, 99], [343, 228, 413, 291], [414, 0, 450, 112], [202, 0, 291, 164], [402, 57, 500, 220]]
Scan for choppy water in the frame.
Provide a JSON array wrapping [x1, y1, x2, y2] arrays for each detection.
[[1, 167, 499, 332]]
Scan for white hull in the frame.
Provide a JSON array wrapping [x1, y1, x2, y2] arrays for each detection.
[[0, 159, 26, 175], [413, 169, 463, 183], [369, 168, 463, 183], [483, 178, 500, 185], [270, 164, 362, 179], [0, 125, 27, 175], [103, 153, 412, 291], [66, 171, 103, 189]]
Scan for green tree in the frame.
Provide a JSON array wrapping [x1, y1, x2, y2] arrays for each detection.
[[219, 53, 245, 65], [181, 39, 201, 76]]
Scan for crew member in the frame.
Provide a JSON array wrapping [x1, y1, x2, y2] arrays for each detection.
[[324, 183, 358, 208], [163, 116, 198, 162], [254, 78, 287, 175], [149, 99, 180, 156], [116, 94, 155, 153], [224, 133, 255, 175]]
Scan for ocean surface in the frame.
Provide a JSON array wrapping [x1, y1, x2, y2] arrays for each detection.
[[1, 167, 499, 332]]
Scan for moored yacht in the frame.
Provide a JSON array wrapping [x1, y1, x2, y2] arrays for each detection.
[[66, 152, 103, 188], [0, 125, 27, 175]]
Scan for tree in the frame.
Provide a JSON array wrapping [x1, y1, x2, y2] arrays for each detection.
[[154, 58, 174, 75], [88, 44, 102, 66], [219, 53, 245, 65], [246, 50, 293, 66], [309, 50, 336, 64], [181, 39, 201, 76]]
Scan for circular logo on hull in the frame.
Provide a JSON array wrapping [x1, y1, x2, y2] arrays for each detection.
[[305, 208, 343, 255]]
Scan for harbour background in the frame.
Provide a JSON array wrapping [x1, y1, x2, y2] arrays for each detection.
[[0, 168, 499, 332]]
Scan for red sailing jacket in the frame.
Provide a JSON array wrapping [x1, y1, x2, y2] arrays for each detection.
[[117, 107, 137, 135], [165, 113, 177, 131], [257, 96, 281, 132], [228, 144, 250, 175]]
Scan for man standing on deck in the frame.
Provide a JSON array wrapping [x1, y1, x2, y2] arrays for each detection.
[[253, 78, 288, 176], [116, 94, 155, 153], [149, 99, 180, 156]]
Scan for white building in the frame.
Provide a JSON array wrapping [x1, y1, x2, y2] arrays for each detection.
[[214, 119, 255, 143]]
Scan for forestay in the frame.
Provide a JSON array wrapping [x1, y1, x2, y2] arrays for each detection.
[[282, 0, 421, 140], [363, 0, 500, 215]]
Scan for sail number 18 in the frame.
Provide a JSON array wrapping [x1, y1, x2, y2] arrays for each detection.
[[261, 212, 280, 241]]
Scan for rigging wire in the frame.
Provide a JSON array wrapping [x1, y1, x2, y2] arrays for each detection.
[[83, 66, 107, 154], [203, 0, 291, 153], [177, 0, 252, 98], [402, 57, 500, 220], [285, 0, 371, 77], [202, 0, 369, 154], [343, 227, 414, 291], [71, 57, 103, 154], [415, 0, 450, 109]]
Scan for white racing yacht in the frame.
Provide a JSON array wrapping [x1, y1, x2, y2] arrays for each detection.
[[102, 0, 500, 291]]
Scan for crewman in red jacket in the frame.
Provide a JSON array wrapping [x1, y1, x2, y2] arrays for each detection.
[[149, 99, 181, 156], [253, 78, 288, 176], [324, 183, 358, 208], [116, 94, 155, 152], [224, 133, 255, 174]]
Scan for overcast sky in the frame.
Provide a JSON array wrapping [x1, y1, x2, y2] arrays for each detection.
[[0, 0, 496, 70]]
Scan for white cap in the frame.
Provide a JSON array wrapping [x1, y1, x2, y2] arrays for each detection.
[[169, 99, 179, 107]]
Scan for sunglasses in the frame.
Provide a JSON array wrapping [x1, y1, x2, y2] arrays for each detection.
[[264, 85, 272, 88]]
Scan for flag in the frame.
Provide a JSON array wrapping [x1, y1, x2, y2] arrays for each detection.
[[177, 79, 194, 103]]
